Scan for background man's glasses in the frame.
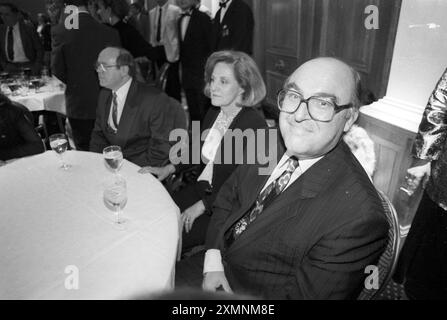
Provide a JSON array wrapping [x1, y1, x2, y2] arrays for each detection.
[[277, 89, 352, 122], [94, 62, 119, 72]]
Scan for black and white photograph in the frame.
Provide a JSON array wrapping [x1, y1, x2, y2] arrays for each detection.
[[0, 0, 446, 306]]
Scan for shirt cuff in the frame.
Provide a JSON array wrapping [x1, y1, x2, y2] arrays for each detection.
[[203, 249, 224, 274]]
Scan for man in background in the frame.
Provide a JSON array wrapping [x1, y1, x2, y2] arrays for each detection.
[[149, 0, 181, 101], [211, 0, 254, 55], [0, 2, 43, 75], [90, 46, 181, 167], [176, 0, 212, 122]]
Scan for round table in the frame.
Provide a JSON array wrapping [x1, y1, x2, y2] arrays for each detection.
[[0, 151, 180, 299]]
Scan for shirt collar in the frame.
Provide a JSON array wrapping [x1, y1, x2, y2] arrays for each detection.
[[114, 78, 132, 100], [278, 152, 323, 174], [220, 0, 232, 9]]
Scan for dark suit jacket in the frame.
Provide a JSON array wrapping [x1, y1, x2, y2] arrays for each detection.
[[212, 0, 254, 54], [206, 140, 388, 299], [128, 12, 150, 43], [89, 80, 176, 167], [110, 20, 154, 59], [52, 13, 120, 120], [0, 20, 44, 71], [0, 100, 44, 161], [174, 106, 268, 211], [178, 8, 212, 90]]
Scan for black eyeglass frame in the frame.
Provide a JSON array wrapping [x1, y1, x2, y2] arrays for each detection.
[[276, 88, 353, 122]]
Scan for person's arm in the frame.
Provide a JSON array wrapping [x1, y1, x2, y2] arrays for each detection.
[[201, 166, 244, 292], [52, 40, 66, 84], [407, 68, 447, 186], [292, 211, 388, 299], [26, 22, 44, 74], [144, 94, 173, 166], [89, 95, 109, 153], [0, 111, 44, 161]]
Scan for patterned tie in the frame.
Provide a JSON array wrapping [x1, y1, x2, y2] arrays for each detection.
[[6, 26, 14, 61], [111, 92, 119, 131], [226, 156, 300, 246], [156, 7, 162, 42]]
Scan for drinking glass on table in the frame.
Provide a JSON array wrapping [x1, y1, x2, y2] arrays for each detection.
[[103, 175, 128, 225], [103, 145, 123, 175], [49, 133, 71, 170]]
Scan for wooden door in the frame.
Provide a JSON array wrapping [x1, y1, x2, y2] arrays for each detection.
[[253, 0, 402, 113]]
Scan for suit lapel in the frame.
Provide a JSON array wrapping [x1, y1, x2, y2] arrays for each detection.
[[226, 141, 350, 254], [115, 80, 139, 144], [221, 0, 238, 25], [103, 91, 113, 131]]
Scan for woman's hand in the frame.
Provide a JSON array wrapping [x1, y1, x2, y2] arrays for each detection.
[[202, 271, 233, 293], [405, 160, 431, 192], [182, 200, 206, 233], [138, 164, 175, 181]]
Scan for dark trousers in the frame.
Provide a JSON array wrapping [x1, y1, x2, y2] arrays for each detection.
[[395, 191, 447, 299], [184, 87, 209, 122], [154, 46, 181, 101], [68, 118, 95, 151], [172, 181, 210, 254]]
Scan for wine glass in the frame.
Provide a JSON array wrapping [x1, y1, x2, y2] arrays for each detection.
[[103, 145, 123, 175], [49, 133, 71, 170], [103, 175, 128, 225]]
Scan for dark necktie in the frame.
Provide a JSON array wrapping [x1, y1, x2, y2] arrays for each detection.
[[112, 92, 119, 131], [156, 7, 162, 42], [6, 26, 14, 61], [225, 156, 300, 247]]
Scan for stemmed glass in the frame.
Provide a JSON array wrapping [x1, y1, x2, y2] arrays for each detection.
[[49, 133, 71, 170], [103, 175, 128, 225], [103, 145, 123, 175]]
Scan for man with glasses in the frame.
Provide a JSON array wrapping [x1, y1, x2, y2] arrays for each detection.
[[199, 57, 388, 299], [89, 47, 176, 167]]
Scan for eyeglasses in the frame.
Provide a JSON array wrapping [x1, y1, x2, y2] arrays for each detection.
[[277, 88, 352, 122], [94, 62, 119, 72]]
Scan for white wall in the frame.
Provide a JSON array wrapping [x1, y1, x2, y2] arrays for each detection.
[[387, 0, 447, 108], [361, 0, 447, 132]]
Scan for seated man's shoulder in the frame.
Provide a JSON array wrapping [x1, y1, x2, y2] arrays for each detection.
[[331, 143, 385, 220]]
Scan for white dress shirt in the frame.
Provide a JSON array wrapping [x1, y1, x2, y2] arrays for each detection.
[[203, 153, 322, 274], [151, 2, 169, 46], [107, 78, 132, 131], [180, 10, 191, 41], [5, 22, 29, 63]]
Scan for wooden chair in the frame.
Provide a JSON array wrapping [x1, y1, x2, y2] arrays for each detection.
[[357, 189, 400, 300]]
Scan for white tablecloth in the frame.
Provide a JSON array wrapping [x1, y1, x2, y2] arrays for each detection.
[[0, 151, 180, 299], [10, 89, 66, 114]]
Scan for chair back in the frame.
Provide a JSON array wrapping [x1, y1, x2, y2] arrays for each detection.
[[155, 63, 170, 91], [357, 189, 400, 299]]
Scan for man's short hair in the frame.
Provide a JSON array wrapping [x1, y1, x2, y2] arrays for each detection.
[[203, 50, 266, 107], [0, 2, 19, 13], [100, 0, 129, 20], [111, 47, 136, 78]]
